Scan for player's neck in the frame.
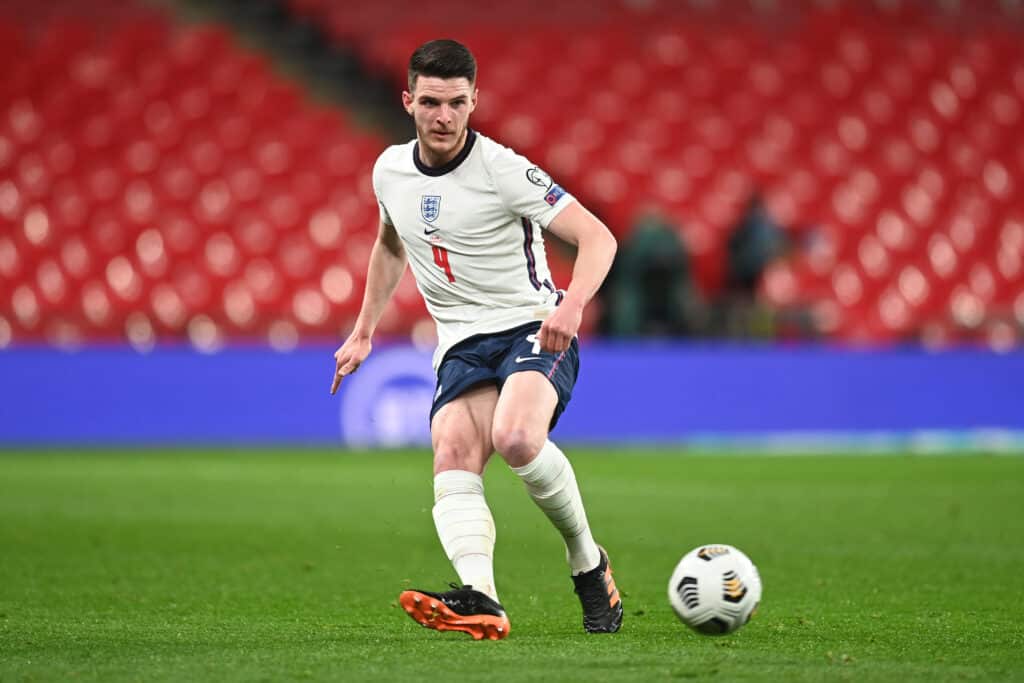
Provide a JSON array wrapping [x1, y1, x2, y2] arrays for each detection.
[[417, 128, 468, 168]]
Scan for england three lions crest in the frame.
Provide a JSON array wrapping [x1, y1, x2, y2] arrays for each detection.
[[421, 195, 441, 223]]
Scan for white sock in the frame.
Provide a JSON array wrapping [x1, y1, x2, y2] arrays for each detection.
[[432, 470, 498, 602], [511, 440, 601, 575]]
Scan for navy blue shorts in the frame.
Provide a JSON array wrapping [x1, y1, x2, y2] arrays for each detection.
[[430, 321, 580, 430]]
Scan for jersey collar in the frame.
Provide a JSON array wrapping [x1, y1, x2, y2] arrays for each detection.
[[413, 128, 477, 177]]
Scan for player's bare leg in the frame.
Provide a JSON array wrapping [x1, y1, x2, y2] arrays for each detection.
[[492, 372, 599, 570], [399, 383, 511, 640], [492, 371, 622, 633], [430, 383, 499, 599]]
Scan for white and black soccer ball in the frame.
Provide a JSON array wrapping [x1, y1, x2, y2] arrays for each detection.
[[667, 544, 762, 635]]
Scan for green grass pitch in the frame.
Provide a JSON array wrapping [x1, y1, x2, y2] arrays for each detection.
[[1, 449, 1022, 682]]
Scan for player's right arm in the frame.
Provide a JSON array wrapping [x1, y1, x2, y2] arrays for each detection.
[[330, 218, 407, 395]]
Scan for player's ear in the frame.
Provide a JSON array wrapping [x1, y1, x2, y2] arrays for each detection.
[[402, 90, 414, 115], [469, 87, 478, 113]]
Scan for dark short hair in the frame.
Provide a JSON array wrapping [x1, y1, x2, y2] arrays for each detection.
[[408, 39, 477, 91]]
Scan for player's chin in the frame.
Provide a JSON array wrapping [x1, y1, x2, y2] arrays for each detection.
[[428, 136, 456, 153]]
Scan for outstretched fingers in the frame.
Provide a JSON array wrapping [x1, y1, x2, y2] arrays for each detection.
[[330, 354, 360, 395]]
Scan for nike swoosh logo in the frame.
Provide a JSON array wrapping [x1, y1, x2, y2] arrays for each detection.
[[424, 227, 441, 235], [515, 356, 540, 363]]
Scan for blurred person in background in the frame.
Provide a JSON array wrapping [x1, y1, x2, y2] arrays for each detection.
[[718, 191, 789, 338], [329, 39, 621, 640], [601, 210, 703, 336]]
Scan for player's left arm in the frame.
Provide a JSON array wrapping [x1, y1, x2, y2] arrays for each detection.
[[539, 202, 617, 353]]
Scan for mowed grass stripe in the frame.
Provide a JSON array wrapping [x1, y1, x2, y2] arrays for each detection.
[[1, 450, 1022, 682]]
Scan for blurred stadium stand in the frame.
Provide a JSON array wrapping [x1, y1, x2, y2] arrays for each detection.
[[1, 0, 1023, 351], [0, 0, 418, 351]]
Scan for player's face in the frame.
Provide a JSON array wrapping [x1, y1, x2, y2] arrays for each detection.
[[403, 76, 477, 166]]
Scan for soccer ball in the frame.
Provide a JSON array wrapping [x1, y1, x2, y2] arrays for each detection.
[[667, 544, 762, 635]]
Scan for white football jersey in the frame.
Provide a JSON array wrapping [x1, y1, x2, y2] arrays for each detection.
[[372, 129, 575, 370]]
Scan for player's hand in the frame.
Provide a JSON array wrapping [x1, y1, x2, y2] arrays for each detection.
[[330, 335, 372, 395], [538, 302, 582, 353]]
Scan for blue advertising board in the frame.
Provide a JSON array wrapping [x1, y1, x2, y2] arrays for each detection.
[[1, 343, 1022, 447]]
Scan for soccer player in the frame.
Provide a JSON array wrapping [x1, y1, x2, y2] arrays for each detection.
[[330, 39, 621, 640]]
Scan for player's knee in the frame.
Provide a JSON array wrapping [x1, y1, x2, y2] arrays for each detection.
[[433, 440, 486, 475], [492, 424, 544, 467]]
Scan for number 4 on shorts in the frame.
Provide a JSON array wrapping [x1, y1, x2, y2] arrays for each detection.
[[526, 333, 541, 354]]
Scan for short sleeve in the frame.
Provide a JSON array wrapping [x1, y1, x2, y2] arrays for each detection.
[[371, 154, 393, 226], [376, 196, 393, 226], [487, 144, 575, 228]]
